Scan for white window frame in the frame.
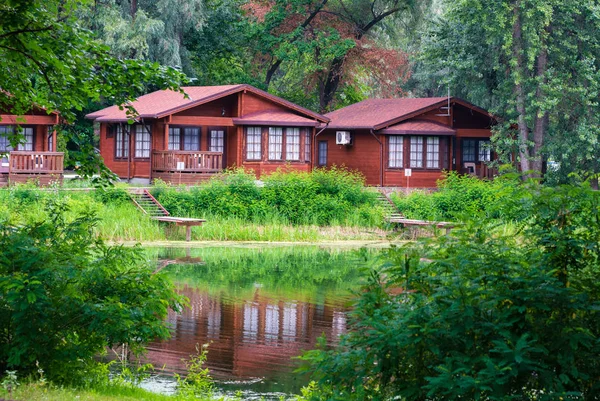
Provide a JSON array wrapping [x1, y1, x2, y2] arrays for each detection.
[[135, 125, 151, 158], [285, 128, 300, 161], [388, 136, 403, 168], [268, 127, 283, 160], [168, 127, 181, 150], [209, 129, 225, 153], [246, 127, 262, 160], [426, 137, 440, 169], [409, 136, 423, 168]]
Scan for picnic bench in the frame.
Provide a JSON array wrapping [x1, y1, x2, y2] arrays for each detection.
[[387, 217, 459, 235], [152, 216, 206, 241]]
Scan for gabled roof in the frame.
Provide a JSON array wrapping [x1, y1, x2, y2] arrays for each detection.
[[325, 97, 495, 130], [232, 110, 320, 127], [380, 120, 456, 135], [85, 84, 329, 123]]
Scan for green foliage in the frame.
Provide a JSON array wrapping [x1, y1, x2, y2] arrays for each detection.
[[153, 168, 383, 227], [304, 183, 600, 400], [0, 199, 184, 382], [176, 344, 213, 397], [391, 171, 524, 222]]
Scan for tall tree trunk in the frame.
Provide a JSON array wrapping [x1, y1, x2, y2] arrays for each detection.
[[265, 59, 282, 88], [319, 56, 344, 112], [130, 0, 137, 18], [531, 41, 549, 175], [511, 3, 531, 174]]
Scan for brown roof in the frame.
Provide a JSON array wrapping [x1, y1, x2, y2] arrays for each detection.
[[232, 110, 320, 127], [86, 84, 329, 123], [324, 97, 495, 130], [380, 120, 456, 135]]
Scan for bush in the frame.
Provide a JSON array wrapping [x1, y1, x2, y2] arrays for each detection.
[[391, 171, 523, 222], [304, 183, 600, 400], [0, 199, 184, 382], [152, 167, 382, 227]]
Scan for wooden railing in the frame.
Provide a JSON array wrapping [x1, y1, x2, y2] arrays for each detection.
[[9, 152, 64, 174], [479, 162, 497, 179], [152, 151, 223, 173]]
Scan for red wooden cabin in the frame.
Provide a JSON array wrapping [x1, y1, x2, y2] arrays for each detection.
[[86, 85, 330, 184], [0, 108, 63, 187], [318, 97, 497, 187]]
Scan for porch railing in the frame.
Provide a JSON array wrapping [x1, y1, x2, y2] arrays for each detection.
[[152, 151, 223, 173], [9, 152, 64, 174]]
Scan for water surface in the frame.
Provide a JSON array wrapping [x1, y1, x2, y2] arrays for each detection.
[[142, 245, 384, 398]]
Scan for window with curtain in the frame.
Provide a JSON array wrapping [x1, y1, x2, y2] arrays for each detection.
[[388, 136, 403, 168], [209, 130, 224, 152], [426, 137, 439, 168], [268, 127, 283, 160], [304, 131, 311, 162], [168, 127, 181, 150], [286, 128, 300, 160], [410, 136, 423, 168], [115, 125, 129, 159], [183, 127, 200, 151], [246, 127, 262, 160], [478, 140, 491, 162], [135, 125, 151, 158], [0, 126, 14, 152]]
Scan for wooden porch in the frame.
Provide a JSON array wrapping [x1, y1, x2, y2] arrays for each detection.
[[464, 162, 497, 180], [151, 150, 223, 184], [1, 151, 64, 186]]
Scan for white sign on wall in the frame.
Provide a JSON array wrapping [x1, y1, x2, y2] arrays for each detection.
[[404, 168, 412, 177], [176, 161, 185, 171]]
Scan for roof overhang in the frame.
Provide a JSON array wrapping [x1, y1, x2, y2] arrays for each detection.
[[379, 120, 456, 136]]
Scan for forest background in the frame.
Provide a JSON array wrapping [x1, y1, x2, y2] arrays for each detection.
[[2, 0, 599, 184]]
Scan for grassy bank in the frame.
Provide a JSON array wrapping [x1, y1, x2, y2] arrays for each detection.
[[1, 383, 217, 401], [0, 169, 389, 242]]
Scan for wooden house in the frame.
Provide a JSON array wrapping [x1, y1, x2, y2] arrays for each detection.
[[86, 85, 330, 184], [318, 97, 497, 187], [0, 108, 63, 186]]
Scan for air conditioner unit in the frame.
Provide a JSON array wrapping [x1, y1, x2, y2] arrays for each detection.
[[336, 131, 352, 145]]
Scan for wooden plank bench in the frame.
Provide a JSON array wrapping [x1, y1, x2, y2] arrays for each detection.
[[152, 216, 206, 241], [387, 217, 459, 235]]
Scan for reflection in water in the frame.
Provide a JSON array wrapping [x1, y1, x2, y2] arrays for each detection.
[[143, 246, 381, 396]]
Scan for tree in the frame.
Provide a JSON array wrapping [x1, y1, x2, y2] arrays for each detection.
[[417, 0, 600, 179], [243, 0, 428, 112], [0, 199, 185, 382], [0, 0, 187, 122], [304, 183, 600, 400]]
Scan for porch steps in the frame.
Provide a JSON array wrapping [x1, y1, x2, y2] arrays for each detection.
[[374, 191, 404, 221], [129, 189, 170, 217]]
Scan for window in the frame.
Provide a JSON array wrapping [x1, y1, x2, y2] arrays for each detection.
[[318, 141, 327, 166], [305, 131, 311, 162], [426, 137, 439, 168], [463, 139, 476, 162], [47, 126, 54, 151], [209, 129, 224, 152], [286, 128, 300, 160], [478, 141, 491, 162], [410, 137, 423, 168], [268, 127, 283, 160], [246, 127, 262, 160], [388, 136, 403, 168], [168, 127, 181, 150], [463, 139, 491, 162], [115, 125, 129, 159], [183, 127, 200, 151], [0, 126, 34, 152], [135, 125, 150, 158], [0, 126, 14, 152]]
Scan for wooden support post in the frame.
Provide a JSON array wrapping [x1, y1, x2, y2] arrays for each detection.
[[186, 226, 192, 242]]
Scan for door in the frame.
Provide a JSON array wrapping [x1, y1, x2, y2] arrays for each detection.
[[209, 128, 226, 169]]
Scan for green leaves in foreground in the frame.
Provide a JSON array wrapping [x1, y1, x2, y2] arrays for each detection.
[[304, 184, 600, 400], [0, 200, 185, 383]]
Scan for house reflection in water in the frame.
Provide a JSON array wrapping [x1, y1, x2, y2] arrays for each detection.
[[146, 284, 350, 382]]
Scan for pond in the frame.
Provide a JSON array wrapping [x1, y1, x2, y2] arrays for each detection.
[[139, 244, 387, 400]]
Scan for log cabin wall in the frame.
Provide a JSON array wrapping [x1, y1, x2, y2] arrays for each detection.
[[317, 129, 382, 186]]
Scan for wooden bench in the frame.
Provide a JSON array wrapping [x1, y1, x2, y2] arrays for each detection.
[[152, 216, 206, 241], [387, 217, 458, 235]]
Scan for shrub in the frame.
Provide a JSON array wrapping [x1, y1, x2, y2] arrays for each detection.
[[0, 199, 184, 382], [304, 183, 600, 400]]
